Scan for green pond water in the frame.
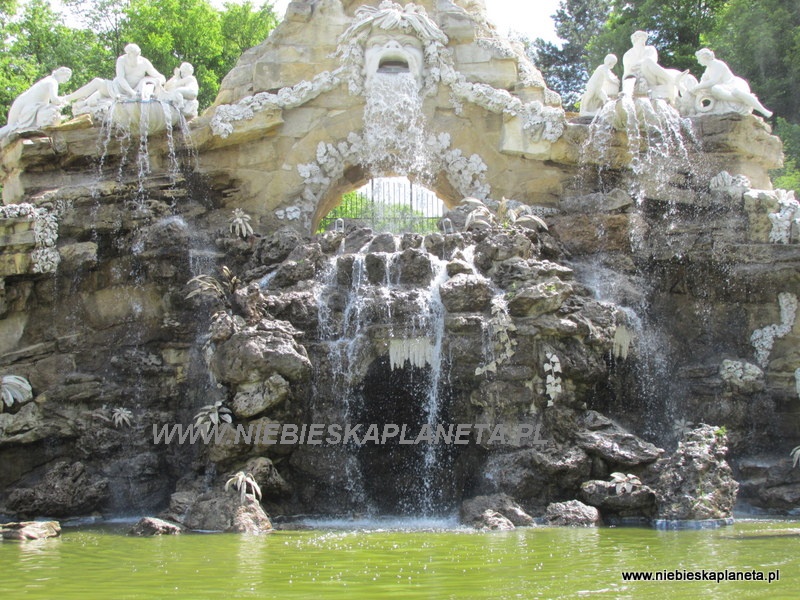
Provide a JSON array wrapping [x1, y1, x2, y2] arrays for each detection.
[[1, 518, 797, 599]]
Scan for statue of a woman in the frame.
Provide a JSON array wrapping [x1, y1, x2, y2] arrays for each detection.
[[689, 48, 772, 118]]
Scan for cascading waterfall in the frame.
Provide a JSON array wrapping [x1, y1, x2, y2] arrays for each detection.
[[312, 240, 454, 515], [362, 72, 430, 179]]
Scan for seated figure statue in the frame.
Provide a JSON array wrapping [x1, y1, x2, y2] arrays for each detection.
[[158, 62, 200, 119], [687, 48, 772, 118], [580, 54, 620, 116], [0, 67, 72, 140], [622, 30, 685, 104], [66, 43, 166, 114]]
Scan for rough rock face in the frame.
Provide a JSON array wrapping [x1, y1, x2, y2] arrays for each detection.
[[7, 461, 109, 518], [654, 425, 739, 521]]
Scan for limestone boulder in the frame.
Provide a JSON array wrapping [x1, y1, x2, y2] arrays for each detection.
[[472, 509, 515, 531], [439, 273, 493, 313], [460, 493, 534, 527], [544, 500, 601, 527], [184, 491, 273, 534], [210, 319, 311, 384], [507, 278, 573, 318], [654, 425, 739, 521], [575, 412, 663, 467], [231, 373, 291, 419], [482, 445, 591, 508]]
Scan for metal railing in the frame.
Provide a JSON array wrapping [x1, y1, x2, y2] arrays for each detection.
[[318, 177, 445, 234]]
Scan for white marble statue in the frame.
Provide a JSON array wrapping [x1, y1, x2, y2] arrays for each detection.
[[687, 48, 772, 118], [622, 30, 685, 104], [159, 62, 200, 119], [66, 43, 166, 113], [580, 54, 620, 116], [0, 67, 72, 140]]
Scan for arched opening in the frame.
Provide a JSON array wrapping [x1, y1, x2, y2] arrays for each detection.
[[316, 176, 447, 234], [355, 356, 461, 515]]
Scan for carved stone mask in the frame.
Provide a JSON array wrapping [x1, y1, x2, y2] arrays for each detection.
[[363, 32, 425, 89]]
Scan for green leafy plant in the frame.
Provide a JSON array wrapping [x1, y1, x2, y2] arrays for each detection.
[[790, 446, 800, 469], [1, 375, 33, 412], [610, 472, 641, 495], [193, 401, 232, 428], [225, 471, 262, 504], [229, 208, 253, 239]]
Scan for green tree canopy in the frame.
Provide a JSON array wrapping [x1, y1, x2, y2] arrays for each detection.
[[526, 0, 610, 112]]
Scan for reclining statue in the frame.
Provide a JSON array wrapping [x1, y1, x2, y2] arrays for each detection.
[[65, 43, 166, 114], [686, 48, 772, 118], [0, 67, 72, 140]]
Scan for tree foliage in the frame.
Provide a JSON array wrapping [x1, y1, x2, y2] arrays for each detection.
[[587, 0, 727, 75], [526, 0, 610, 112], [706, 0, 800, 124]]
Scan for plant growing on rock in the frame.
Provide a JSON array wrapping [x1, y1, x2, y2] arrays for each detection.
[[225, 471, 262, 504], [193, 401, 233, 429], [475, 298, 517, 377], [1, 375, 33, 412], [610, 472, 641, 495], [112, 408, 133, 428], [672, 418, 693, 438], [186, 266, 240, 307], [544, 352, 562, 406], [791, 445, 800, 469], [229, 208, 254, 239]]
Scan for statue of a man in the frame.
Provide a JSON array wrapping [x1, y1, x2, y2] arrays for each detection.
[[690, 48, 772, 118], [580, 54, 620, 116], [65, 43, 165, 109], [622, 30, 683, 102], [0, 67, 72, 140]]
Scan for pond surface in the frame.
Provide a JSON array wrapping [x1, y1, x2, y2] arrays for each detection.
[[1, 518, 797, 599]]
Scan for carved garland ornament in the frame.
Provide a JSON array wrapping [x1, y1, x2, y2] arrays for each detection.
[[0, 203, 60, 274]]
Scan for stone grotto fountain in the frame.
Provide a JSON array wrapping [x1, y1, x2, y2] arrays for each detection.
[[0, 0, 797, 533]]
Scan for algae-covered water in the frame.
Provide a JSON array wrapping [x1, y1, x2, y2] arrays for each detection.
[[1, 519, 797, 599]]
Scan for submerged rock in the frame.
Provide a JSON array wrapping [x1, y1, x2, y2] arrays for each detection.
[[474, 509, 515, 531], [128, 517, 182, 536], [0, 520, 61, 540]]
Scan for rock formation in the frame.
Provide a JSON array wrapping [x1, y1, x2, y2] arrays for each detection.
[[0, 1, 797, 526]]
